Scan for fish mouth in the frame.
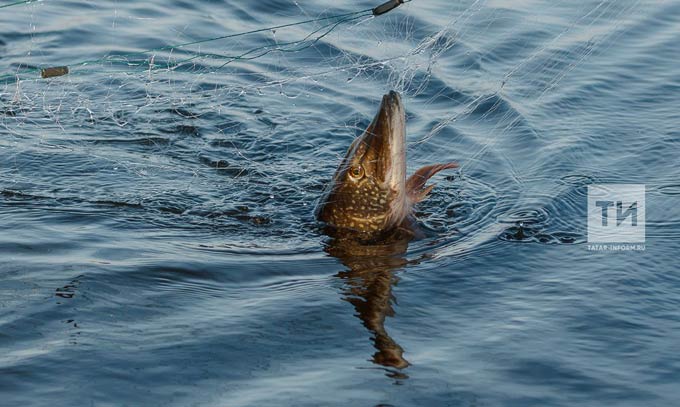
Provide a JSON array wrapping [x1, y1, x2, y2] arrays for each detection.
[[359, 91, 406, 192]]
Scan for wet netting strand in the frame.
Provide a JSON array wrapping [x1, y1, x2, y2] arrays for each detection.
[[0, 0, 647, 164], [0, 0, 642, 132], [0, 0, 39, 10], [0, 0, 408, 83]]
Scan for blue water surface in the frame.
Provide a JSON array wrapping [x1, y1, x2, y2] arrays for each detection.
[[1, 0, 679, 405]]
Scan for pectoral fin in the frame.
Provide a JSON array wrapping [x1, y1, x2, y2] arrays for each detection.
[[406, 162, 458, 203]]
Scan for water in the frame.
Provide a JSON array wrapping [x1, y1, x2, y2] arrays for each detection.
[[2, 0, 679, 405]]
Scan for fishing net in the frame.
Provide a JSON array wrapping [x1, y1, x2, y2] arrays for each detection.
[[0, 0, 649, 250]]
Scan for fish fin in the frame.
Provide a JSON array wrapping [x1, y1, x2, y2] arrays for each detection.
[[420, 183, 436, 199], [406, 162, 458, 203]]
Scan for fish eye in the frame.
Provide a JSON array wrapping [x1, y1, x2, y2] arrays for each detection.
[[348, 165, 364, 180]]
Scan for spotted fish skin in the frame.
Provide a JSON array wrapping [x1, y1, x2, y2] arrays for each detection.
[[319, 169, 392, 234], [316, 91, 457, 239]]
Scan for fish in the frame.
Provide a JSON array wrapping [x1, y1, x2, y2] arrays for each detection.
[[316, 90, 457, 240], [318, 91, 458, 373]]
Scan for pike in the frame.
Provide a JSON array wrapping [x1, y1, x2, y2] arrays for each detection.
[[316, 91, 457, 239]]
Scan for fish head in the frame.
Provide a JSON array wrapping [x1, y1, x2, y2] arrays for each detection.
[[317, 91, 408, 234], [317, 91, 458, 236]]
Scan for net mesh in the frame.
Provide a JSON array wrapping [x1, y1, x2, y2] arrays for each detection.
[[0, 0, 648, 248]]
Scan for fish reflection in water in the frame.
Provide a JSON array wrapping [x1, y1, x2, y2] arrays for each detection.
[[326, 230, 413, 375]]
